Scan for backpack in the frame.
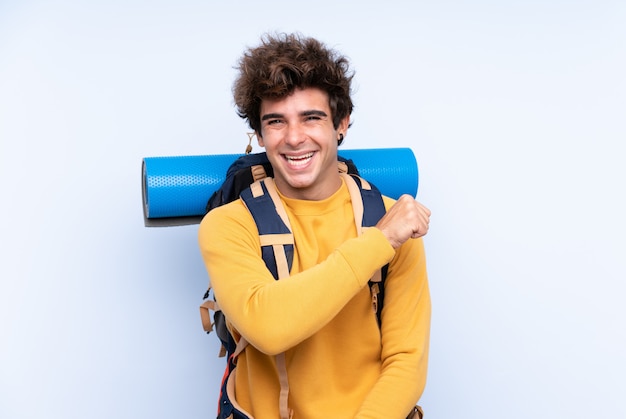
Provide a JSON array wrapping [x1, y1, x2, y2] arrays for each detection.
[[198, 152, 389, 419]]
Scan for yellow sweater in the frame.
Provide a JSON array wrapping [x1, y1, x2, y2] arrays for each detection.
[[198, 178, 430, 419]]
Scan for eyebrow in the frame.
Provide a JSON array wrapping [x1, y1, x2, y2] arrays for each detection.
[[301, 110, 328, 118], [261, 110, 328, 121]]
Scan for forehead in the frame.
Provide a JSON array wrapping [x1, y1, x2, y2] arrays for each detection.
[[260, 87, 330, 115]]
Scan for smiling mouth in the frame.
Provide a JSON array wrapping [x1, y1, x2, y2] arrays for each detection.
[[284, 152, 314, 166]]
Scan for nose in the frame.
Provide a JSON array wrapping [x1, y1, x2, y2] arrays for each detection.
[[284, 123, 306, 148]]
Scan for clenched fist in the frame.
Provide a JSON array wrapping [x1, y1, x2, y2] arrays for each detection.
[[376, 195, 431, 249]]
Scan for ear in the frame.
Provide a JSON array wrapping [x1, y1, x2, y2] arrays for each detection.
[[256, 131, 264, 147], [338, 116, 350, 137]]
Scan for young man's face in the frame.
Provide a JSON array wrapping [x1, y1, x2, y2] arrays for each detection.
[[257, 87, 349, 200]]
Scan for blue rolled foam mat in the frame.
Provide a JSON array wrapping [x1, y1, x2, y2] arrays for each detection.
[[142, 148, 418, 227]]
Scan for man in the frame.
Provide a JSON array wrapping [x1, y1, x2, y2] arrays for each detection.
[[198, 33, 431, 419]]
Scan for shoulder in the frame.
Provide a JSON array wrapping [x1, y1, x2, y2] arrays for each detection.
[[201, 197, 249, 221], [198, 199, 258, 242]]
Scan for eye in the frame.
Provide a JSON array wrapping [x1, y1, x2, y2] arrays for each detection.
[[266, 118, 283, 126]]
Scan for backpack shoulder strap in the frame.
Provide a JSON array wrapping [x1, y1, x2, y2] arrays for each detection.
[[341, 173, 388, 328], [340, 172, 386, 235], [239, 178, 296, 419], [239, 177, 294, 280]]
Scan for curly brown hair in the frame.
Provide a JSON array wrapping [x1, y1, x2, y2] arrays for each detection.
[[233, 33, 354, 137]]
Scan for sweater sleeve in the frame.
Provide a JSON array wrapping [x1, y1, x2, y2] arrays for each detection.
[[355, 198, 432, 419], [198, 200, 396, 355]]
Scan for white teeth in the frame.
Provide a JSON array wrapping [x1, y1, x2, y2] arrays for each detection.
[[285, 152, 314, 166]]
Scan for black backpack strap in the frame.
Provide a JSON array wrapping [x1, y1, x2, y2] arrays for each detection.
[[239, 177, 295, 418], [341, 173, 388, 328], [240, 177, 294, 280]]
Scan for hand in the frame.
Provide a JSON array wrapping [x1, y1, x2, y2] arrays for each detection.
[[375, 195, 431, 249]]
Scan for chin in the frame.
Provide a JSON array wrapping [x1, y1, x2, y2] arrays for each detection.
[[285, 178, 314, 190]]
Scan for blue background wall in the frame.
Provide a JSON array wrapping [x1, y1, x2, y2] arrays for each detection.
[[1, 1, 625, 418]]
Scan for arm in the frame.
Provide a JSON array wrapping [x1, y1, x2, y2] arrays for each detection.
[[356, 234, 431, 419], [198, 200, 395, 355]]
